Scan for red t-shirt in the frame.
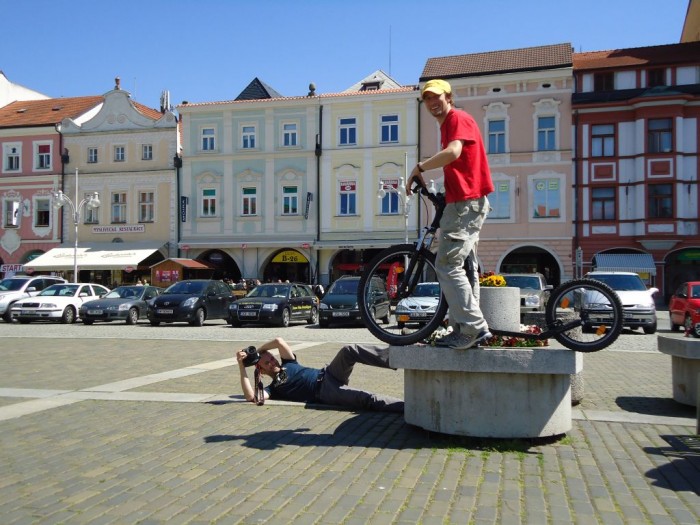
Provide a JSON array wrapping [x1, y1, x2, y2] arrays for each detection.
[[440, 108, 494, 203]]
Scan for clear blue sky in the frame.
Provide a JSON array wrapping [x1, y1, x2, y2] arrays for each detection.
[[0, 0, 690, 110]]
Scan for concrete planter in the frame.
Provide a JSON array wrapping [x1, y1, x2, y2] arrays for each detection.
[[480, 286, 520, 332]]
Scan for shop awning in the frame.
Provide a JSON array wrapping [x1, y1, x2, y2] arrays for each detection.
[[25, 242, 165, 271], [594, 253, 657, 276]]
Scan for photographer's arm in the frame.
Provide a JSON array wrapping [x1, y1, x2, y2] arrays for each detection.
[[236, 351, 257, 402], [256, 337, 296, 361]]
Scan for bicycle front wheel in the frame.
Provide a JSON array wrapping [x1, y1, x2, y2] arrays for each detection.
[[358, 244, 448, 346], [545, 278, 623, 352]]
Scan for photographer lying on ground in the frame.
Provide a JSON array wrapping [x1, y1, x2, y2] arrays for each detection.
[[236, 337, 404, 413]]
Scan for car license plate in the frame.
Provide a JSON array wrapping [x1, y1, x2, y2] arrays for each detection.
[[22, 310, 34, 315], [410, 312, 428, 318], [333, 311, 350, 317], [88, 309, 103, 315], [157, 309, 173, 315], [240, 311, 257, 317]]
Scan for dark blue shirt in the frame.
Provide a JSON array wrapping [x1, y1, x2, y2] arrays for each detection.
[[266, 358, 320, 402]]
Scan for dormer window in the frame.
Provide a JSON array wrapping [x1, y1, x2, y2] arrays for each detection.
[[360, 81, 382, 91]]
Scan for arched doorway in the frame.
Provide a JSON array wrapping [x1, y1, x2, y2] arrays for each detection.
[[664, 247, 700, 303], [263, 249, 310, 283], [499, 246, 561, 287], [198, 249, 239, 281]]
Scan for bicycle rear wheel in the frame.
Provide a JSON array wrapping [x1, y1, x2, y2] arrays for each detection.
[[358, 244, 448, 345], [544, 278, 623, 352]]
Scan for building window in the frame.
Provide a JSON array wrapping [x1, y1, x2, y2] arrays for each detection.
[[36, 144, 51, 169], [4, 200, 19, 227], [648, 184, 672, 218], [379, 179, 399, 214], [84, 192, 99, 224], [4, 145, 20, 171], [339, 181, 357, 215], [537, 117, 556, 151], [339, 117, 357, 146], [488, 119, 506, 154], [533, 178, 560, 218], [282, 123, 297, 147], [648, 68, 665, 87], [142, 144, 153, 160], [594, 72, 614, 91], [35, 198, 50, 227], [591, 187, 616, 220], [648, 118, 673, 153], [201, 188, 216, 217], [380, 115, 399, 143], [490, 181, 511, 219], [201, 128, 215, 151], [139, 191, 154, 222], [111, 192, 127, 223], [114, 146, 125, 162], [591, 124, 615, 157], [282, 186, 298, 215], [87, 147, 98, 164], [242, 187, 257, 216], [242, 125, 256, 149]]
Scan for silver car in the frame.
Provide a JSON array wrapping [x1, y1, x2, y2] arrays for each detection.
[[501, 273, 552, 313], [395, 282, 441, 328]]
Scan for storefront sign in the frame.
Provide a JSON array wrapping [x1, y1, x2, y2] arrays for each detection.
[[180, 196, 188, 222], [1, 264, 23, 274], [304, 192, 313, 219], [272, 250, 308, 263], [92, 225, 145, 234]]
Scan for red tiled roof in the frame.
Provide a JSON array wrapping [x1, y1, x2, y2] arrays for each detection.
[[573, 41, 700, 71], [420, 43, 573, 80], [133, 101, 166, 120], [0, 96, 103, 128]]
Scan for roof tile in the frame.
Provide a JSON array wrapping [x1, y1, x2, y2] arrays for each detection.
[[0, 96, 103, 128]]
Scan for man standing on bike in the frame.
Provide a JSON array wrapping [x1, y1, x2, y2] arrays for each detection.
[[407, 79, 494, 350]]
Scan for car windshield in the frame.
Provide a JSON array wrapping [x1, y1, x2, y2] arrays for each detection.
[[328, 280, 358, 295], [503, 276, 541, 290], [0, 278, 29, 291], [248, 284, 289, 298], [691, 285, 700, 299], [39, 284, 78, 297], [590, 274, 646, 292], [165, 281, 206, 295], [412, 283, 440, 297], [104, 286, 142, 299]]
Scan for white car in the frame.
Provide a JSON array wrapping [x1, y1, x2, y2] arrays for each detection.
[[11, 283, 110, 324], [395, 282, 441, 328], [0, 276, 67, 322]]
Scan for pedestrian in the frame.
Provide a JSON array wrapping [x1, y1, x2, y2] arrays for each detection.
[[406, 79, 495, 350], [236, 337, 404, 413]]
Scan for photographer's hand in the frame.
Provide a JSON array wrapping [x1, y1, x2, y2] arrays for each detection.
[[237, 350, 256, 402]]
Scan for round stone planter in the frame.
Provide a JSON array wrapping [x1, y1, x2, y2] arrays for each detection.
[[480, 286, 520, 332]]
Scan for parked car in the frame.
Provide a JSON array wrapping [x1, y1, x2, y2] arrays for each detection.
[[319, 275, 390, 328], [147, 279, 233, 326], [228, 282, 318, 327], [395, 282, 440, 328], [668, 281, 700, 337], [0, 276, 67, 322], [584, 271, 658, 334], [79, 285, 162, 325], [11, 283, 110, 324], [501, 273, 552, 313]]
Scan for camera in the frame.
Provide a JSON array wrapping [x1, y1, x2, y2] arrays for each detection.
[[242, 346, 260, 367]]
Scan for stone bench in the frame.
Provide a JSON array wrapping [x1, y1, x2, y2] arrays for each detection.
[[657, 334, 700, 407], [390, 345, 581, 438]]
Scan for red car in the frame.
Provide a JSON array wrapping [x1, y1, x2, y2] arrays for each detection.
[[669, 281, 700, 337]]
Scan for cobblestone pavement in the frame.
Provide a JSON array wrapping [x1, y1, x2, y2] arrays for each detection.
[[0, 312, 699, 524]]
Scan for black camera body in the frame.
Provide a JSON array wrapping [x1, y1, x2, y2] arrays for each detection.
[[242, 346, 260, 367]]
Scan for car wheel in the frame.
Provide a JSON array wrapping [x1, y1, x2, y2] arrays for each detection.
[[693, 322, 700, 338], [61, 306, 76, 324], [381, 309, 390, 325], [319, 319, 329, 328], [307, 306, 318, 325], [685, 315, 698, 336], [126, 308, 139, 325], [229, 318, 242, 327], [2, 310, 13, 323], [83, 319, 94, 325], [279, 308, 290, 328], [150, 320, 161, 326], [643, 321, 657, 335], [670, 315, 681, 331], [190, 308, 205, 327]]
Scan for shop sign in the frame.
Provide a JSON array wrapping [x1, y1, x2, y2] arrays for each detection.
[[272, 250, 308, 263], [92, 224, 145, 234]]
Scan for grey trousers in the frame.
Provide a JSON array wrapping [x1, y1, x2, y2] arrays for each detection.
[[436, 197, 490, 336], [317, 343, 404, 413]]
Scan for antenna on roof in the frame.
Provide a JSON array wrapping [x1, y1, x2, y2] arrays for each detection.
[[160, 90, 171, 113]]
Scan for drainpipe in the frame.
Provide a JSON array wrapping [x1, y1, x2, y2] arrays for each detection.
[[174, 152, 182, 259], [572, 73, 580, 278], [315, 100, 323, 284], [54, 122, 66, 245]]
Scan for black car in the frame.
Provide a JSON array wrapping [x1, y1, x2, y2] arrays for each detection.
[[318, 275, 390, 328], [147, 280, 233, 326], [228, 282, 318, 327], [80, 285, 162, 325]]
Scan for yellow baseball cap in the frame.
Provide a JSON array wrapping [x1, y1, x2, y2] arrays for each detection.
[[421, 79, 452, 98]]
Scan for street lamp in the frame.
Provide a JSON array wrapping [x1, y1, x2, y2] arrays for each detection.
[[52, 168, 100, 283]]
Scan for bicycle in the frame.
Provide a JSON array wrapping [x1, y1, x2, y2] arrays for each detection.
[[357, 181, 624, 352]]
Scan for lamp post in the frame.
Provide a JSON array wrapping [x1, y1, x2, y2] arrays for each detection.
[[52, 168, 100, 283]]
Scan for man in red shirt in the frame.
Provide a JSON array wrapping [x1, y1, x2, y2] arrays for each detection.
[[407, 79, 495, 349]]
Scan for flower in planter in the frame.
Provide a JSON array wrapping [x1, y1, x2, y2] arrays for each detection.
[[479, 271, 506, 288]]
